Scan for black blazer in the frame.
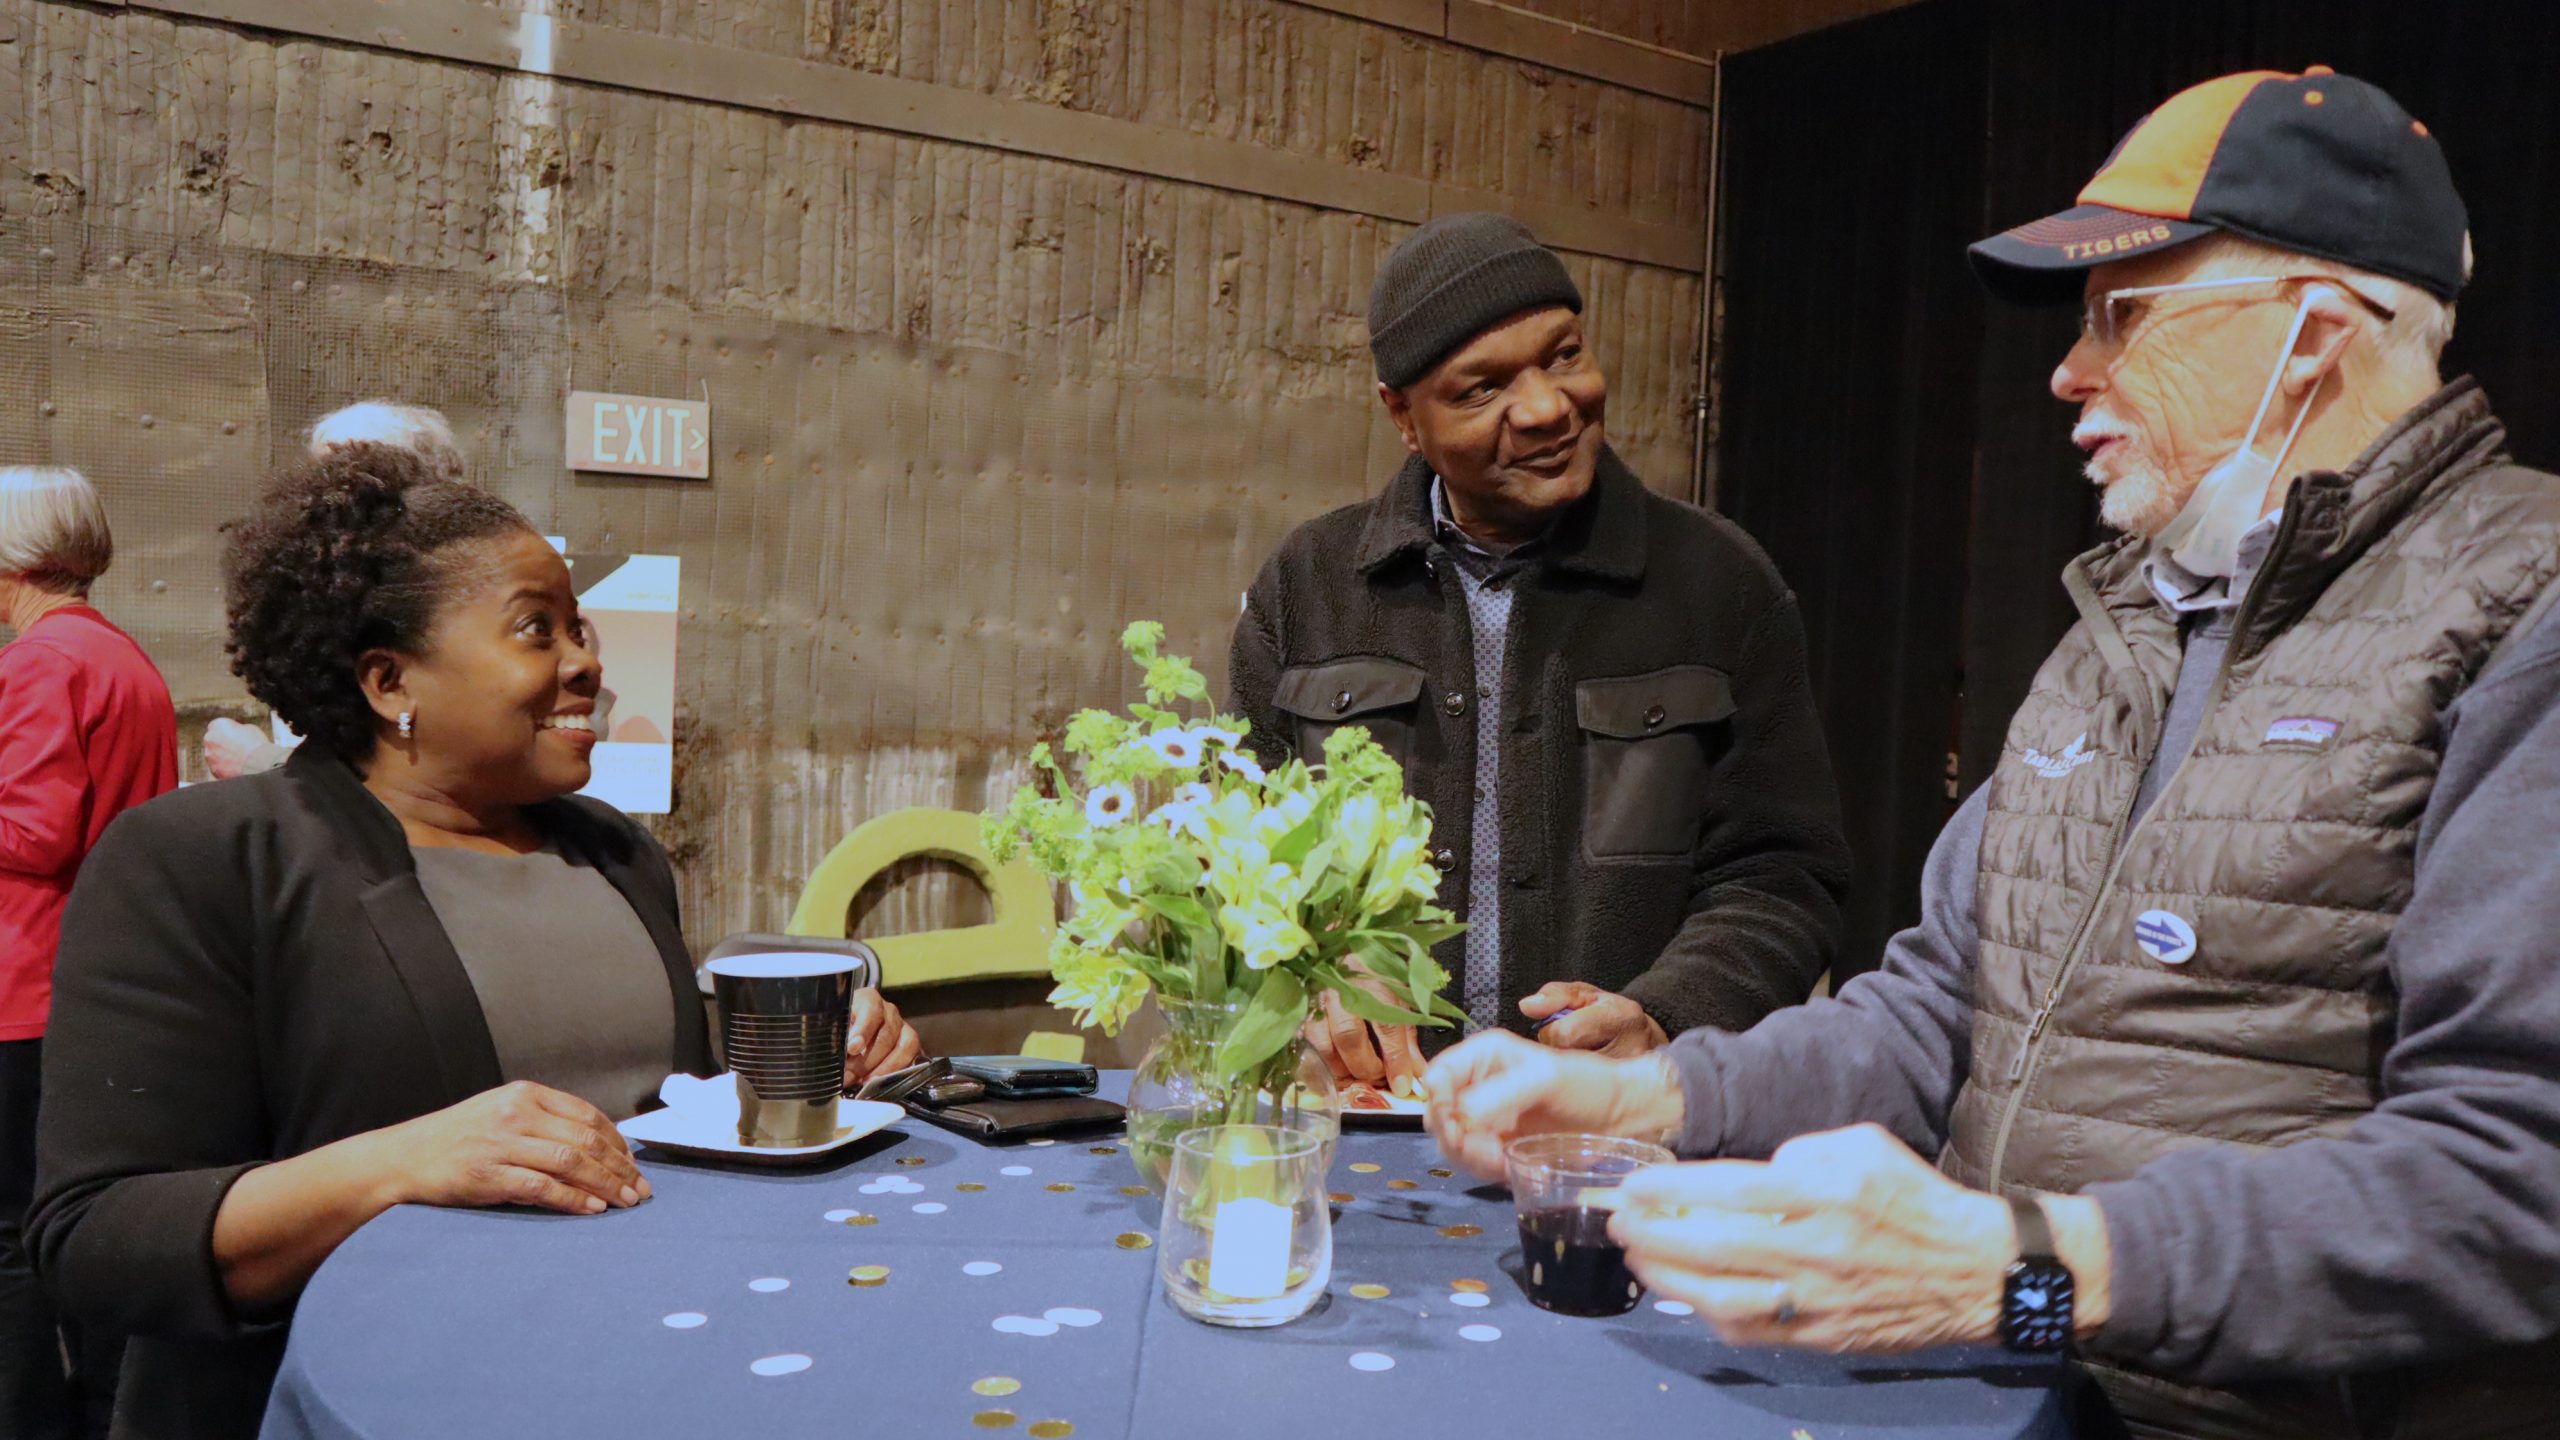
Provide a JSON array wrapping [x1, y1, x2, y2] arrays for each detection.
[[29, 748, 713, 1440]]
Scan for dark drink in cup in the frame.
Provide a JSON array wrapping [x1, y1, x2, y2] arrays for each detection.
[[1517, 1205, 1644, 1316], [1503, 1133, 1673, 1317]]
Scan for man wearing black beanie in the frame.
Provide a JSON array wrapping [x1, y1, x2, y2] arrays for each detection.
[[1229, 212, 1851, 1086]]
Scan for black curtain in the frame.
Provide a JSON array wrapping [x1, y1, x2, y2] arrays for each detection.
[[1717, 0, 1986, 979], [1718, 0, 2560, 975]]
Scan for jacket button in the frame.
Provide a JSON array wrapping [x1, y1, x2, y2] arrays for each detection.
[[1430, 847, 1457, 872], [1442, 690, 1468, 717], [1334, 689, 1354, 713], [1642, 704, 1667, 730]]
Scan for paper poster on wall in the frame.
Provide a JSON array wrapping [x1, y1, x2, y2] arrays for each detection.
[[560, 549, 680, 815]]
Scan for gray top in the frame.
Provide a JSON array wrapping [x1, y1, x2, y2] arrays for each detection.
[[412, 842, 678, 1122], [1428, 478, 1547, 1032], [1664, 549, 2560, 1382]]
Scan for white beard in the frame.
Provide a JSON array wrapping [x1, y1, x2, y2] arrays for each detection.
[[2090, 453, 2188, 538]]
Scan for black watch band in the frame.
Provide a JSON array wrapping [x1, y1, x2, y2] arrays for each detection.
[[1999, 1195, 2075, 1354]]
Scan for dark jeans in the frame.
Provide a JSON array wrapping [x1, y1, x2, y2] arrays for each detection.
[[1, 1037, 118, 1440]]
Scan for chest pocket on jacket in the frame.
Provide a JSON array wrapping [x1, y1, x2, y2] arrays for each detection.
[[1274, 658, 1426, 772], [1576, 666, 1735, 860]]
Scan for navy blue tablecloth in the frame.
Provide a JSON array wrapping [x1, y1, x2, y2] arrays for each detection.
[[262, 1092, 2067, 1440]]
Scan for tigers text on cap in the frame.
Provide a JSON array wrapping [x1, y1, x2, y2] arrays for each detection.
[[1968, 67, 2469, 306]]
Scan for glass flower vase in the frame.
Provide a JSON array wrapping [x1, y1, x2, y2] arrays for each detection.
[[1158, 1123, 1333, 1327], [1125, 997, 1339, 1194]]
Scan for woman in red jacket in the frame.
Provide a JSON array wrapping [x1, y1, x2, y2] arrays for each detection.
[[0, 466, 175, 1440]]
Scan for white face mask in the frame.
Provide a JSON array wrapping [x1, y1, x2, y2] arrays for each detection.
[[2151, 290, 2323, 577]]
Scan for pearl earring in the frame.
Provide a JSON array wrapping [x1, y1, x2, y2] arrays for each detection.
[[397, 711, 414, 739]]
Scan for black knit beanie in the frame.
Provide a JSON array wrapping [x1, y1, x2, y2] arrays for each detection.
[[1367, 213, 1583, 389]]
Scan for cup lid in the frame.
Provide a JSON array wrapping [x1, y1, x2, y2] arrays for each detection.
[[704, 951, 863, 979]]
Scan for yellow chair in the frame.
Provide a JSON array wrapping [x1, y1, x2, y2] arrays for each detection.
[[786, 806, 1083, 1063]]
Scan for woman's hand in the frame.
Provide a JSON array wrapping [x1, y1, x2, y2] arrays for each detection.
[[843, 987, 925, 1088], [376, 1080, 648, 1215]]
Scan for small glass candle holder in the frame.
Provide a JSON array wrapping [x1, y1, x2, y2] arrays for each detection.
[[1157, 1123, 1332, 1328]]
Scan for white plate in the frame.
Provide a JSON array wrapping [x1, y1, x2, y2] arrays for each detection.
[[618, 1073, 906, 1165], [1339, 1091, 1428, 1126]]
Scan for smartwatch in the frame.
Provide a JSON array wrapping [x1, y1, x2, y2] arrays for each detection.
[[1999, 1195, 2075, 1353]]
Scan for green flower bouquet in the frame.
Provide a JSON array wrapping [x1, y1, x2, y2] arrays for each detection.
[[984, 622, 1467, 1181]]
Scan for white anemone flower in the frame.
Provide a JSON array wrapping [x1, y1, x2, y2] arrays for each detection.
[[1085, 783, 1137, 828], [1149, 782, 1216, 835], [1141, 728, 1203, 768], [1188, 724, 1243, 751], [1217, 749, 1266, 784]]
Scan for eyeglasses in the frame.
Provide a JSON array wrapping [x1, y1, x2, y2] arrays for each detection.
[[2079, 274, 2397, 350]]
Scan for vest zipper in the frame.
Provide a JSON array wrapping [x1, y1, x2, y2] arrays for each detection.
[[1981, 511, 2301, 1186]]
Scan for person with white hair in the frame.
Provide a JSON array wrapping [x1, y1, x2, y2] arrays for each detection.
[[1429, 68, 2560, 1437], [0, 466, 174, 1439], [203, 402, 466, 781]]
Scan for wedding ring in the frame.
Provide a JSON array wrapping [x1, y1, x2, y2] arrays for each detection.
[[1770, 1279, 1799, 1325]]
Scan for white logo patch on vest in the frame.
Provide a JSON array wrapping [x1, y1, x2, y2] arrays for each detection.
[[2133, 910, 2197, 965], [2023, 733, 2093, 779], [2262, 715, 2341, 751]]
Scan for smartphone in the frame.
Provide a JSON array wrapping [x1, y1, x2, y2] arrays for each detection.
[[853, 1056, 950, 1104], [947, 1056, 1099, 1098]]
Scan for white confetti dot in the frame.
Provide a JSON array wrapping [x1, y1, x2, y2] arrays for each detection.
[[963, 1261, 1003, 1277], [858, 1180, 893, 1195], [1348, 1352, 1396, 1372], [1449, 1292, 1490, 1308], [1043, 1307, 1103, 1327], [822, 1209, 857, 1223], [1001, 1165, 1034, 1177], [1459, 1324, 1502, 1342], [1652, 1299, 1695, 1317], [913, 1201, 949, 1214], [1027, 1138, 1056, 1147], [748, 1277, 790, 1293], [661, 1312, 706, 1329], [749, 1354, 812, 1377], [993, 1315, 1062, 1337]]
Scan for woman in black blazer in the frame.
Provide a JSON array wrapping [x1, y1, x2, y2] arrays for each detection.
[[28, 446, 921, 1440]]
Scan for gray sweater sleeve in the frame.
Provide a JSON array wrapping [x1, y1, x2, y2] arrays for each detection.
[[1663, 781, 1984, 1159], [2087, 603, 2560, 1381]]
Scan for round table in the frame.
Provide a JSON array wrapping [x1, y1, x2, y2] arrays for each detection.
[[262, 1091, 2067, 1440]]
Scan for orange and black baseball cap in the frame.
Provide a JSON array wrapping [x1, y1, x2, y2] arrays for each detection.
[[1969, 67, 2469, 306]]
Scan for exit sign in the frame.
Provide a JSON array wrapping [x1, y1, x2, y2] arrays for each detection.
[[566, 391, 711, 479]]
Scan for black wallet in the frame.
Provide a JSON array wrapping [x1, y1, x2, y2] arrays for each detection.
[[902, 1092, 1126, 1141]]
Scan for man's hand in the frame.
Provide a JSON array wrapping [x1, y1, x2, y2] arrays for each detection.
[[1305, 980, 1426, 1089], [1422, 1030, 1685, 1180], [1520, 981, 1668, 1056], [1607, 1124, 2111, 1353], [203, 718, 270, 781]]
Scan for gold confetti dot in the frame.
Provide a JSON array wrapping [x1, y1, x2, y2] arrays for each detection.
[[1428, 1168, 1455, 1178], [1115, 1232, 1153, 1250], [1118, 1185, 1151, 1197], [1046, 1183, 1076, 1193], [843, 1213, 877, 1227], [1439, 1224, 1483, 1239], [1089, 1145, 1120, 1155], [1348, 1162, 1382, 1173], [1451, 1278, 1490, 1293], [956, 1183, 987, 1193], [1791, 1431, 1813, 1440], [1386, 1179, 1418, 1191], [847, 1265, 891, 1287], [972, 1409, 1017, 1429], [973, 1377, 1023, 1397], [1327, 1191, 1353, 1205], [895, 1156, 929, 1167], [1348, 1283, 1391, 1300], [1027, 1422, 1076, 1439]]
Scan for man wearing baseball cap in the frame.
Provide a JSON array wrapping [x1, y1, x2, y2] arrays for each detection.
[[1424, 70, 2560, 1436], [1228, 213, 1852, 1087]]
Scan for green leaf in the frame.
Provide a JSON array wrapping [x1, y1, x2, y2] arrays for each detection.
[[1321, 973, 1435, 1028], [1214, 967, 1305, 1078]]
